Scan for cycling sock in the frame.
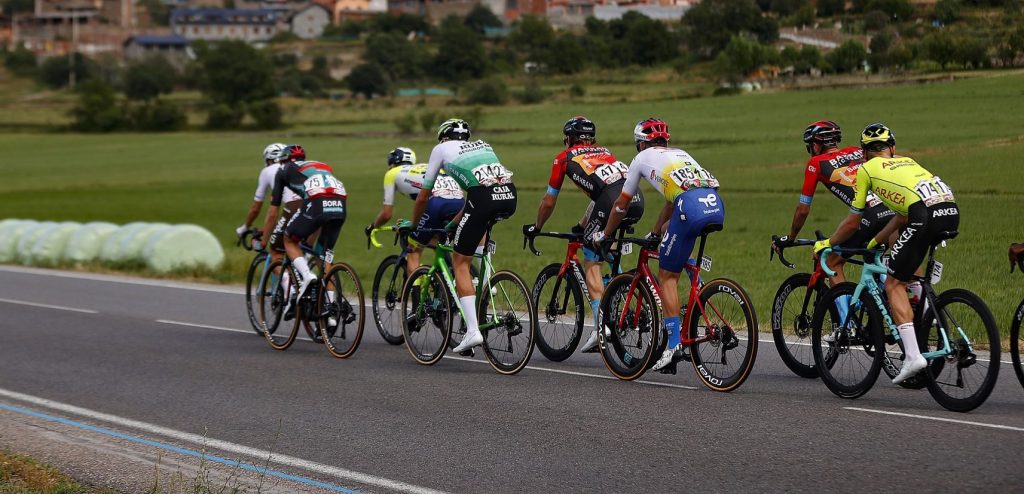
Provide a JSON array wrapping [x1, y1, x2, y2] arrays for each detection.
[[281, 270, 291, 294], [326, 290, 336, 303], [835, 294, 852, 325], [590, 299, 601, 329], [907, 281, 923, 304], [459, 296, 479, 334], [898, 322, 921, 361], [665, 315, 681, 349], [292, 257, 313, 283]]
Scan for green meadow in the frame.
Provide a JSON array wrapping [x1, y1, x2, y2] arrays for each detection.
[[1, 71, 1022, 329]]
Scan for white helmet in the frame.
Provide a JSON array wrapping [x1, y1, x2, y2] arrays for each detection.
[[263, 143, 286, 164]]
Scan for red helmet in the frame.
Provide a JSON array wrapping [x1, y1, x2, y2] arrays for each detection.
[[633, 118, 670, 144], [802, 120, 841, 146], [276, 144, 306, 162]]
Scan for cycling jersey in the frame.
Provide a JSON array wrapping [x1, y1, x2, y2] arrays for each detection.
[[622, 147, 719, 201], [423, 140, 514, 191], [547, 144, 629, 200], [271, 160, 347, 207], [382, 164, 463, 206], [852, 156, 955, 216], [801, 146, 877, 207], [255, 164, 299, 204]]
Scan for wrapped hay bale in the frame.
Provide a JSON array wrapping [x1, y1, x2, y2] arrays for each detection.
[[30, 222, 82, 266], [63, 222, 119, 263], [15, 221, 57, 265], [0, 220, 36, 263], [99, 222, 150, 264], [143, 224, 225, 273], [118, 223, 171, 263]]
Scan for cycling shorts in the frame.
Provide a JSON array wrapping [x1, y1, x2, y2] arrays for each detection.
[[411, 197, 464, 246], [659, 188, 725, 274], [581, 187, 645, 262], [839, 204, 895, 258], [286, 196, 347, 260], [453, 184, 517, 256], [888, 201, 959, 282], [268, 201, 301, 252]]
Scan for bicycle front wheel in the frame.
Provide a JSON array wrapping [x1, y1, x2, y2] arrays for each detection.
[[1012, 298, 1024, 391], [770, 272, 823, 378], [319, 263, 365, 359], [245, 251, 269, 335], [689, 278, 758, 392], [260, 259, 300, 350], [598, 273, 659, 381], [811, 282, 884, 399], [401, 267, 452, 365], [532, 262, 585, 362], [479, 270, 536, 375], [917, 288, 1000, 412], [372, 255, 406, 345]]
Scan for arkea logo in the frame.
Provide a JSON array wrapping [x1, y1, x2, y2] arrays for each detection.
[[876, 187, 906, 205], [932, 207, 958, 217]]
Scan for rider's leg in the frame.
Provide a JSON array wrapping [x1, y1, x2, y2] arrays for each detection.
[[826, 253, 851, 324], [578, 252, 604, 352], [452, 250, 483, 351], [406, 245, 422, 277], [887, 206, 930, 383]]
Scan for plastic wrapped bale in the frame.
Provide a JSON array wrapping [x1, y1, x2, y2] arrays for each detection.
[[15, 222, 57, 265], [64, 222, 119, 263], [99, 222, 151, 264], [30, 222, 81, 266], [143, 224, 225, 273], [0, 220, 36, 263], [118, 223, 171, 263]]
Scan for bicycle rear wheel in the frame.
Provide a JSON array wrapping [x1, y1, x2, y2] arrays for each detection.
[[479, 270, 536, 375], [401, 267, 452, 365], [1012, 298, 1024, 391], [598, 273, 659, 381], [372, 255, 406, 345], [319, 263, 365, 359], [260, 259, 300, 350], [811, 282, 884, 399], [689, 278, 758, 392], [770, 273, 823, 378], [245, 252, 269, 335], [917, 288, 1000, 412], [532, 262, 585, 362]]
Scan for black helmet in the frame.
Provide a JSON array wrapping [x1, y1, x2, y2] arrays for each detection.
[[861, 123, 895, 151], [563, 115, 596, 143], [437, 118, 471, 142]]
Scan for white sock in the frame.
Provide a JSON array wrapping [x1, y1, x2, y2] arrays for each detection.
[[293, 257, 313, 282], [281, 270, 291, 293], [459, 296, 479, 335], [898, 322, 921, 361], [327, 290, 336, 303]]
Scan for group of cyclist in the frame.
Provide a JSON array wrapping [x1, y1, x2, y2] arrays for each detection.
[[237, 114, 960, 386]]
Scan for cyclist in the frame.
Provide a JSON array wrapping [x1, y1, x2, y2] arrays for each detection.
[[593, 118, 724, 372], [813, 123, 959, 384], [260, 145, 349, 317], [524, 116, 644, 353], [411, 118, 517, 354], [235, 143, 303, 255], [365, 147, 465, 276], [772, 120, 895, 284]]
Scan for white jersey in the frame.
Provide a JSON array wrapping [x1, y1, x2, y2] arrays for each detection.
[[382, 164, 463, 206], [255, 164, 299, 203], [622, 147, 719, 200], [423, 139, 513, 191]]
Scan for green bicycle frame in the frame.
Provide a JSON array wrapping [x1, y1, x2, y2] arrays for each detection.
[[420, 242, 500, 332]]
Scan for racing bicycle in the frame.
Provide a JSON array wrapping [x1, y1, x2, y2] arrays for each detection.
[[1010, 253, 1024, 390]]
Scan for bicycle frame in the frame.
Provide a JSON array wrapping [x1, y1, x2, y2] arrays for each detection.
[[417, 236, 501, 333]]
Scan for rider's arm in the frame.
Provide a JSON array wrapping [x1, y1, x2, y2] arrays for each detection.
[[260, 168, 287, 246], [535, 193, 558, 230], [413, 145, 445, 227], [374, 168, 400, 228], [788, 159, 819, 238], [534, 157, 568, 230], [651, 200, 673, 236], [602, 158, 643, 238], [242, 201, 262, 229]]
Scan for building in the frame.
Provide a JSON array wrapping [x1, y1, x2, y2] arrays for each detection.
[[123, 34, 192, 65], [170, 8, 282, 42], [34, 0, 133, 29], [333, 0, 387, 21], [288, 3, 331, 39]]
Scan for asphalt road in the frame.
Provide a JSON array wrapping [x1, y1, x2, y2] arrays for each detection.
[[0, 265, 1022, 492]]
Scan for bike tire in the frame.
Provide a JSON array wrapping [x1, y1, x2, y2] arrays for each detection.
[[260, 259, 300, 351], [372, 255, 406, 345], [597, 273, 660, 381], [479, 270, 536, 375], [770, 272, 823, 379], [401, 266, 452, 365], [245, 251, 269, 335], [319, 263, 365, 359], [810, 282, 884, 399], [532, 262, 585, 362], [1012, 298, 1024, 391], [689, 278, 758, 392], [917, 288, 1000, 412]]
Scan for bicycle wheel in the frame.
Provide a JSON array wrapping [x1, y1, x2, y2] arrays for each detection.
[[259, 259, 300, 350], [319, 263, 365, 359], [1012, 298, 1024, 391], [532, 262, 585, 362], [770, 272, 824, 379], [916, 288, 1000, 413], [479, 270, 536, 375], [689, 278, 758, 392], [401, 267, 452, 365], [597, 273, 659, 381], [810, 282, 884, 399], [372, 255, 406, 345], [245, 252, 269, 335]]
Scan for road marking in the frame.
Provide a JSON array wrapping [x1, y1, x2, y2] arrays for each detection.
[[0, 265, 243, 294], [0, 388, 449, 494], [155, 319, 314, 342], [446, 356, 699, 390], [844, 407, 1024, 432], [759, 337, 1012, 365], [0, 402, 361, 494], [0, 297, 98, 314]]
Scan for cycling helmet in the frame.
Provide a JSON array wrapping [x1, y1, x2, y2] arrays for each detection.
[[437, 118, 471, 142], [387, 147, 417, 167], [633, 118, 670, 145], [860, 123, 896, 151], [563, 116, 596, 143], [802, 120, 842, 148], [275, 144, 306, 162], [263, 143, 286, 164]]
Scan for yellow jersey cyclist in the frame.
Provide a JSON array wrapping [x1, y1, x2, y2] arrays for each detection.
[[814, 123, 959, 384], [595, 118, 724, 372], [365, 147, 465, 276], [525, 116, 645, 353], [411, 118, 518, 354]]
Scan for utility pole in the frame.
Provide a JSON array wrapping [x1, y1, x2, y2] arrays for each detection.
[[68, 4, 80, 89]]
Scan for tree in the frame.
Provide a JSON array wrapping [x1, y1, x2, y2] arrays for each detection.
[[826, 39, 867, 72], [3, 44, 36, 77], [920, 31, 957, 67], [122, 56, 177, 101], [618, 12, 679, 65], [465, 77, 508, 105], [364, 32, 423, 80], [864, 10, 890, 30], [370, 13, 430, 36], [714, 35, 777, 83], [138, 0, 169, 26], [345, 62, 391, 98], [817, 0, 846, 16], [868, 29, 896, 70], [508, 15, 555, 63], [465, 5, 503, 34], [0, 0, 33, 13], [70, 80, 124, 132], [954, 37, 989, 68], [786, 4, 816, 26], [194, 41, 275, 105], [866, 0, 915, 21], [37, 53, 96, 89], [935, 0, 963, 24], [682, 0, 779, 58], [431, 16, 488, 81], [548, 34, 588, 74]]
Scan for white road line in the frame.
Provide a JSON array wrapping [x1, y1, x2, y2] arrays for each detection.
[[155, 319, 315, 342], [0, 265, 243, 295], [0, 297, 98, 314], [844, 407, 1024, 432], [759, 337, 1014, 365], [0, 387, 449, 494]]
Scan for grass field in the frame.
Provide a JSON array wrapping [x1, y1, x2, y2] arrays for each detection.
[[1, 71, 1022, 331]]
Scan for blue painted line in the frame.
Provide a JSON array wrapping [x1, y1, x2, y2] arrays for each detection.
[[0, 402, 360, 494]]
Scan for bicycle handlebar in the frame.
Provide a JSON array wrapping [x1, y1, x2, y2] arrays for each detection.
[[237, 228, 264, 252], [523, 231, 583, 257], [769, 230, 826, 269], [368, 225, 400, 250], [819, 246, 884, 277]]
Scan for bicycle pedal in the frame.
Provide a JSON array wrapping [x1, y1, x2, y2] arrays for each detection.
[[657, 362, 678, 375], [672, 348, 691, 363], [458, 348, 475, 357], [580, 346, 599, 354]]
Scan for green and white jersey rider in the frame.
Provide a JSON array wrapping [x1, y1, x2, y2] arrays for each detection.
[[423, 140, 514, 192]]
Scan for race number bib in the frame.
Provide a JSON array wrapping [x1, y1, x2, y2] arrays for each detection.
[[594, 161, 629, 185], [303, 174, 344, 196], [432, 175, 463, 199], [669, 165, 720, 190], [914, 176, 955, 207], [471, 163, 513, 186]]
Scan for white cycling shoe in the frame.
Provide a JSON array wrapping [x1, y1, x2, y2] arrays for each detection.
[[452, 329, 484, 354], [892, 354, 928, 385], [579, 330, 600, 353], [651, 345, 680, 372]]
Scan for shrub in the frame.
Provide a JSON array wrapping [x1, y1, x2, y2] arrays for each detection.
[[205, 103, 245, 130], [516, 79, 547, 104], [70, 80, 124, 132], [419, 109, 440, 133], [394, 111, 417, 134], [465, 78, 508, 105], [569, 83, 586, 98], [38, 53, 96, 89], [248, 100, 283, 130], [128, 99, 187, 132], [123, 56, 177, 101], [826, 39, 867, 72], [3, 44, 37, 77], [345, 62, 391, 98]]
